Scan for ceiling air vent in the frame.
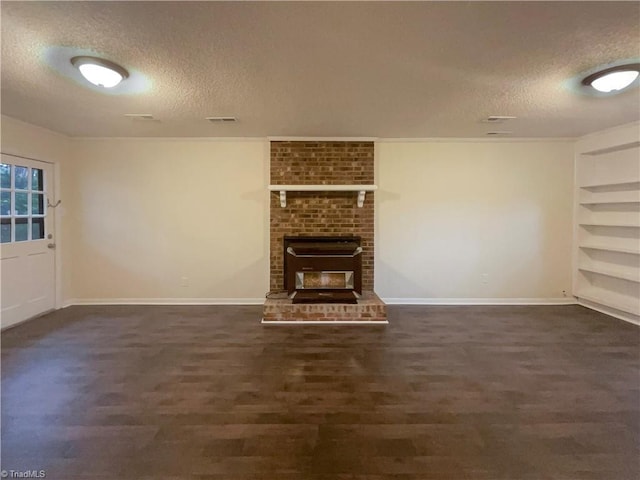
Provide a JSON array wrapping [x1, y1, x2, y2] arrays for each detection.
[[482, 115, 517, 123], [486, 131, 512, 136], [206, 116, 237, 123], [124, 114, 158, 122]]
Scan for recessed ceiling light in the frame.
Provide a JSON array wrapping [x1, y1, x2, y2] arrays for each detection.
[[582, 64, 640, 93], [71, 56, 129, 88]]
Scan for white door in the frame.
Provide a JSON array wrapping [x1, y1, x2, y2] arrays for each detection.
[[0, 154, 56, 329]]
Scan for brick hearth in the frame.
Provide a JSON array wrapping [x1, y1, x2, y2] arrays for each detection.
[[263, 292, 387, 323]]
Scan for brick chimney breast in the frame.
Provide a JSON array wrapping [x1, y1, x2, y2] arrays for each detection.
[[269, 141, 375, 292]]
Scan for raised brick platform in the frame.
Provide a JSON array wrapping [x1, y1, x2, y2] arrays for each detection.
[[262, 291, 387, 323]]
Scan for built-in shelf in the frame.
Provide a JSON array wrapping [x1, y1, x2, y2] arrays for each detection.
[[579, 222, 640, 228], [268, 184, 378, 207], [578, 266, 640, 283], [579, 200, 640, 205], [575, 133, 640, 321], [579, 180, 640, 190], [576, 289, 640, 316], [579, 244, 640, 255]]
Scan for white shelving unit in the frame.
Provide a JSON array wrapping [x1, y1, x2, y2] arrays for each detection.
[[576, 289, 640, 316], [579, 244, 640, 255], [579, 222, 640, 227], [579, 200, 640, 205], [580, 180, 640, 190], [578, 266, 640, 283], [268, 184, 378, 207], [573, 126, 640, 324]]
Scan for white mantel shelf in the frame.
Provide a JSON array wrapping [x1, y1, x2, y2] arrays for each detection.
[[268, 184, 378, 207]]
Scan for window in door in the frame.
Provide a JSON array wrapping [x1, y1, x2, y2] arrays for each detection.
[[0, 163, 46, 243]]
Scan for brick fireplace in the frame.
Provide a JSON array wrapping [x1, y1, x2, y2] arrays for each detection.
[[263, 141, 386, 323]]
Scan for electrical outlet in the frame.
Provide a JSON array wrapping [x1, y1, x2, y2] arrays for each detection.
[[480, 273, 489, 284], [562, 290, 567, 297], [181, 276, 189, 287]]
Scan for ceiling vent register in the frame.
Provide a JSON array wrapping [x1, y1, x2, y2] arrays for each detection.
[[206, 117, 237, 123]]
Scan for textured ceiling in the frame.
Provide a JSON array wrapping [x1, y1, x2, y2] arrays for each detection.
[[1, 1, 639, 138]]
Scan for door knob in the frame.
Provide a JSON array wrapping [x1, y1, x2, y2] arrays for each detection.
[[47, 243, 56, 249]]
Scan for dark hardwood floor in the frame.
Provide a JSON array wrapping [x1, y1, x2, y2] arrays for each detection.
[[1, 305, 638, 480]]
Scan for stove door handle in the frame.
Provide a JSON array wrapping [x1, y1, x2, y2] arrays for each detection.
[[287, 246, 362, 257]]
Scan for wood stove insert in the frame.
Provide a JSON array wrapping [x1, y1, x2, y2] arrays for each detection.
[[284, 236, 362, 304]]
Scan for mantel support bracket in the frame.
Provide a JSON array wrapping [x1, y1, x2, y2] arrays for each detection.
[[357, 190, 366, 208]]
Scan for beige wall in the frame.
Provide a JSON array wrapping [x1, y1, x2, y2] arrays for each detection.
[[66, 138, 269, 302], [2, 118, 270, 303], [2, 116, 577, 304], [376, 141, 575, 301], [1, 116, 70, 162]]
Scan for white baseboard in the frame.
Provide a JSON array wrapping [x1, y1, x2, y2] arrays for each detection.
[[577, 299, 640, 326], [46, 298, 640, 328], [382, 297, 577, 306], [62, 297, 579, 308], [63, 298, 265, 307]]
